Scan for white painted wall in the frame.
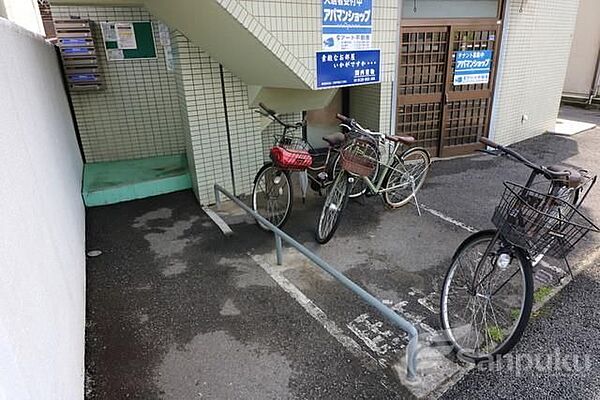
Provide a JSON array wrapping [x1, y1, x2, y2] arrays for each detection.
[[0, 18, 85, 400], [490, 0, 580, 145], [563, 0, 600, 97], [0, 0, 43, 34]]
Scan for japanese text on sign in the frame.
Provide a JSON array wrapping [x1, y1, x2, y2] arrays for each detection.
[[322, 0, 372, 51], [453, 50, 493, 86], [316, 49, 380, 89]]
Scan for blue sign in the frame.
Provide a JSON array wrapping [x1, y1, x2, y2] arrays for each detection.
[[453, 50, 493, 86], [316, 49, 380, 89], [322, 0, 372, 50], [322, 0, 372, 30]]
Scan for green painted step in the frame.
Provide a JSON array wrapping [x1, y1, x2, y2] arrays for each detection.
[[83, 154, 192, 207]]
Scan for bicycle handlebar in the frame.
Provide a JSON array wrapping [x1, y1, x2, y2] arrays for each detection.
[[259, 102, 277, 116], [336, 113, 352, 125], [479, 137, 570, 179], [258, 103, 304, 129], [336, 113, 371, 134]]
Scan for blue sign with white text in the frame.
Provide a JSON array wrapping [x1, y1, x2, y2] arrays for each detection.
[[453, 50, 493, 85], [322, 0, 372, 31], [322, 0, 372, 51], [316, 49, 380, 89]]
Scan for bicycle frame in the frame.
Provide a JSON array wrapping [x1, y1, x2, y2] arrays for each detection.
[[356, 138, 416, 195], [470, 166, 596, 293]]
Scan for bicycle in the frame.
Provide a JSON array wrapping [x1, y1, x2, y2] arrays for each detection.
[[251, 104, 378, 230], [315, 114, 431, 244], [440, 137, 599, 363]]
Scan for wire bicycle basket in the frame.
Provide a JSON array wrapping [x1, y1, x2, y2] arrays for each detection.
[[340, 139, 377, 177], [270, 135, 313, 170], [492, 181, 600, 259]]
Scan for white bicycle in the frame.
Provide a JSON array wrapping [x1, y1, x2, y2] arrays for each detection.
[[316, 114, 431, 244]]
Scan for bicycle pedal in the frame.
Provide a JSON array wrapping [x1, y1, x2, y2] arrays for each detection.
[[317, 172, 329, 181]]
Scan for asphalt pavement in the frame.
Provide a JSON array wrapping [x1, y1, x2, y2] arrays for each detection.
[[84, 105, 600, 399]]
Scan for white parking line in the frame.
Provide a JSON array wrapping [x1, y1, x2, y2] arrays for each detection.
[[419, 204, 477, 233], [251, 253, 380, 371]]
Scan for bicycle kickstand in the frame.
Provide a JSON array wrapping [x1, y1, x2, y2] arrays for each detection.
[[563, 256, 574, 280], [299, 170, 308, 204], [411, 177, 422, 217]]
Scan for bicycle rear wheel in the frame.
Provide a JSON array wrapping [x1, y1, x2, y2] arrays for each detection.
[[316, 170, 351, 244], [252, 163, 293, 230], [440, 229, 533, 363]]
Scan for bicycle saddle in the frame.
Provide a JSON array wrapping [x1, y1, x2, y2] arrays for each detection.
[[322, 132, 346, 146], [547, 165, 583, 188], [385, 135, 416, 145]]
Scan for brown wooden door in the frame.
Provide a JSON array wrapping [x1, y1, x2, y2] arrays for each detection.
[[397, 22, 501, 158]]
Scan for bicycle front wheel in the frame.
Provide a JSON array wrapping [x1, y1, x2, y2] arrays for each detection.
[[315, 170, 351, 244], [252, 163, 293, 230], [440, 230, 533, 363], [383, 147, 430, 208], [331, 140, 379, 198]]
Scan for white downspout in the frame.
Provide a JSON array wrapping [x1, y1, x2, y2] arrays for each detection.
[[390, 0, 403, 134], [588, 46, 600, 104], [488, 0, 511, 142]]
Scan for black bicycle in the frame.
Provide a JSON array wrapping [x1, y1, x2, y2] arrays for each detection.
[[440, 137, 598, 363]]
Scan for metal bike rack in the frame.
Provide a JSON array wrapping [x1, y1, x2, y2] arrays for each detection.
[[214, 184, 419, 380]]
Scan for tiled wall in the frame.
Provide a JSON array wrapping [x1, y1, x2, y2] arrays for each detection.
[[52, 2, 397, 205], [237, 0, 398, 89], [52, 6, 185, 162], [172, 31, 265, 204], [490, 0, 579, 145]]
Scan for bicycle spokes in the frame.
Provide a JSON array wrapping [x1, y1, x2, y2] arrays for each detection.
[[442, 234, 529, 360]]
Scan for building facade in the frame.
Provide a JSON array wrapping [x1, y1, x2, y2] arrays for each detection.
[[563, 0, 600, 103], [47, 0, 580, 205]]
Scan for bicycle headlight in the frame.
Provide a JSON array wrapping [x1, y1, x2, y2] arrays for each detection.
[[497, 253, 512, 269]]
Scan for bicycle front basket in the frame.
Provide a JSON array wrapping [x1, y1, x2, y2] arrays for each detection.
[[340, 140, 376, 177], [270, 145, 313, 170], [491, 182, 600, 258]]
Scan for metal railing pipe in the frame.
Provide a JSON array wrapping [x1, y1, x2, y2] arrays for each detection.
[[214, 184, 418, 380]]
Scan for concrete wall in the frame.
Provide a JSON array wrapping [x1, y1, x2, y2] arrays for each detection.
[[491, 0, 580, 145], [0, 18, 85, 400], [563, 0, 600, 97]]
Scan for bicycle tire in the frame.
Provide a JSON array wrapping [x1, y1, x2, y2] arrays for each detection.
[[440, 229, 533, 363], [383, 147, 430, 208], [252, 163, 293, 231], [315, 170, 351, 244]]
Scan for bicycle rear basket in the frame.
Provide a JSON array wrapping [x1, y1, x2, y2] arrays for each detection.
[[491, 182, 599, 259], [341, 140, 376, 177]]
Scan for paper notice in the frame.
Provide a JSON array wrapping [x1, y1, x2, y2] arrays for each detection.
[[107, 49, 124, 60], [100, 22, 117, 42], [115, 22, 137, 49]]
